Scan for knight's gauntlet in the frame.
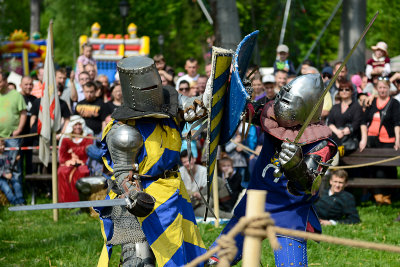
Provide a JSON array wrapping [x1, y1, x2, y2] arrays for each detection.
[[279, 142, 325, 196], [126, 190, 156, 217], [180, 95, 207, 122]]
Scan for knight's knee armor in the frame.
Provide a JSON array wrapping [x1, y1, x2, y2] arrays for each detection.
[[121, 242, 155, 267]]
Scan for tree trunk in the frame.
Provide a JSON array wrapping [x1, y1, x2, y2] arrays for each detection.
[[338, 0, 366, 75], [30, 0, 40, 39], [209, 0, 241, 51]]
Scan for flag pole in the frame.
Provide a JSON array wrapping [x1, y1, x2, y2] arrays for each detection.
[[212, 160, 219, 227], [49, 20, 58, 222]]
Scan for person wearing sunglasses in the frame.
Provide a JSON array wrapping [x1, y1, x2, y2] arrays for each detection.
[[324, 62, 355, 105], [177, 80, 190, 96], [327, 81, 363, 155], [360, 77, 400, 205], [363, 75, 398, 107]]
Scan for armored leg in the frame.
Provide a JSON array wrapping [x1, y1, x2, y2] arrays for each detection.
[[121, 242, 155, 267]]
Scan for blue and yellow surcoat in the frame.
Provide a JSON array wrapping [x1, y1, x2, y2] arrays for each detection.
[[98, 118, 206, 267]]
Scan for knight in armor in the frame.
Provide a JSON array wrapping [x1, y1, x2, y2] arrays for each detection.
[[208, 74, 337, 266], [97, 56, 207, 267]]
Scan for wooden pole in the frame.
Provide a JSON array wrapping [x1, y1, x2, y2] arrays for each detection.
[[212, 161, 219, 227], [242, 190, 266, 267], [52, 131, 58, 221], [49, 20, 58, 222], [22, 49, 29, 76]]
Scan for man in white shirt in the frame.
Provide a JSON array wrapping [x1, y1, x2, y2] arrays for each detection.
[[175, 58, 200, 91], [179, 149, 207, 198]]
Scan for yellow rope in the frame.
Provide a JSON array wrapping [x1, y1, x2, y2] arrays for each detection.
[[230, 139, 400, 170], [330, 155, 400, 170]]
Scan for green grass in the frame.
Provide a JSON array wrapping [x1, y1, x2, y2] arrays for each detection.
[[1, 200, 400, 266]]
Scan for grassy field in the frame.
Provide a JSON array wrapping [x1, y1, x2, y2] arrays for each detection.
[[1, 199, 400, 267]]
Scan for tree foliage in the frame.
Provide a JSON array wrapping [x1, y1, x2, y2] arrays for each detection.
[[0, 0, 30, 39], [41, 0, 213, 70], [0, 0, 399, 71]]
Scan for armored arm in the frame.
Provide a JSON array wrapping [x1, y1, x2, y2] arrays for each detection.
[[106, 123, 155, 217], [279, 140, 336, 196]]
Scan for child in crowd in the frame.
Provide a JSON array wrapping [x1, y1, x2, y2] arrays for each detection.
[[0, 139, 21, 205], [218, 156, 243, 213], [273, 44, 296, 75], [365, 41, 390, 80], [224, 125, 257, 188], [75, 43, 97, 81]]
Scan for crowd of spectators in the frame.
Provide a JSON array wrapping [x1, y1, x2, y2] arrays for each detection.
[[0, 40, 399, 223]]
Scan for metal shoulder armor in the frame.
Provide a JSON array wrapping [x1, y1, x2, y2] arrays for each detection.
[[106, 123, 143, 189]]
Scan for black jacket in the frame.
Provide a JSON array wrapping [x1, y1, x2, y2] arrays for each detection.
[[314, 189, 361, 224]]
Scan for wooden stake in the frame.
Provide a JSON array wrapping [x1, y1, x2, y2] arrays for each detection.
[[212, 161, 219, 227], [52, 131, 58, 221], [242, 190, 266, 267]]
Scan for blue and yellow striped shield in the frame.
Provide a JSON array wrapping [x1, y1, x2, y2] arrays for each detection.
[[205, 46, 233, 202]]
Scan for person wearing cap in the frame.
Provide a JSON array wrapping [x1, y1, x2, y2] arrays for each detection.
[[257, 74, 277, 104], [273, 44, 296, 75], [366, 41, 391, 80], [321, 66, 333, 83]]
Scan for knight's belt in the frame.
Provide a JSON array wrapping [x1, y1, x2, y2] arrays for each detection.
[[139, 165, 179, 180]]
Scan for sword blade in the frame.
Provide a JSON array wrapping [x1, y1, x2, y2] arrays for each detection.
[[9, 198, 127, 211], [293, 11, 379, 144]]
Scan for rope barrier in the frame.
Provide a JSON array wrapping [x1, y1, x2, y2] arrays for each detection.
[[329, 155, 400, 170], [271, 226, 400, 253], [0, 133, 99, 142], [66, 133, 100, 140], [231, 139, 400, 170], [186, 213, 400, 266], [4, 146, 61, 151], [0, 133, 38, 141], [1, 133, 98, 151]]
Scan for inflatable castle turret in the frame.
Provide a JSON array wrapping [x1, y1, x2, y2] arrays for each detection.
[[0, 30, 46, 76], [79, 22, 150, 83]]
